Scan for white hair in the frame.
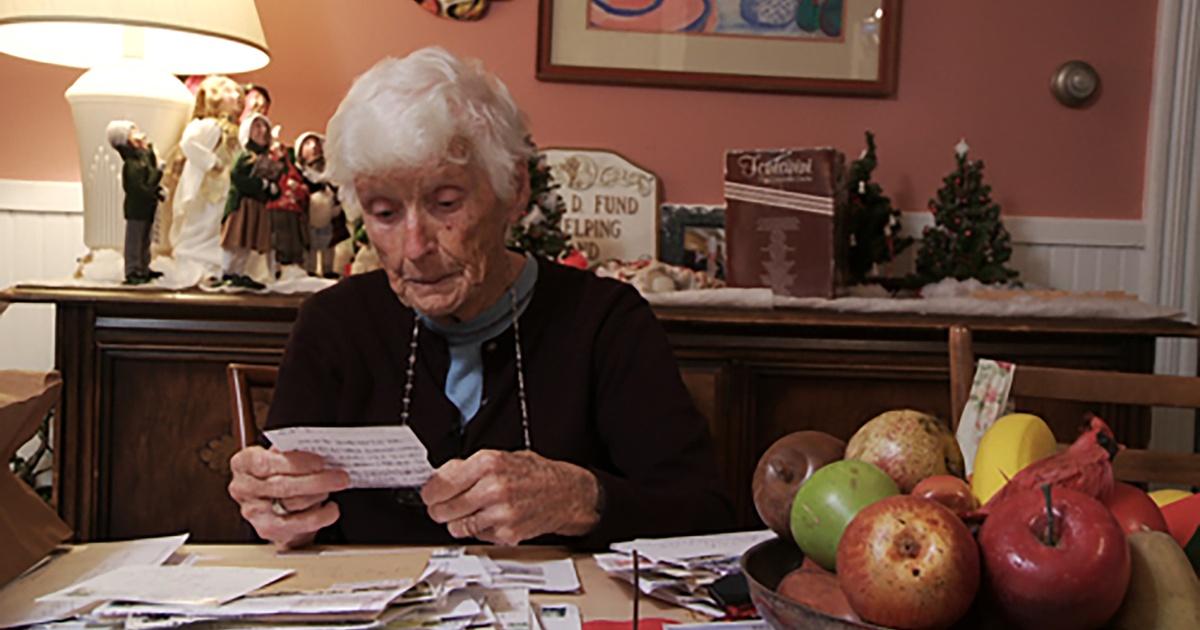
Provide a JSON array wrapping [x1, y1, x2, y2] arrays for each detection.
[[325, 47, 533, 214], [106, 120, 135, 149]]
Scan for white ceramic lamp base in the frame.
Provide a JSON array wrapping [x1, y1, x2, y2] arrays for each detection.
[[65, 59, 192, 252]]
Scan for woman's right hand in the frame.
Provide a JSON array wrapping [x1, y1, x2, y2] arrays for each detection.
[[228, 446, 350, 549]]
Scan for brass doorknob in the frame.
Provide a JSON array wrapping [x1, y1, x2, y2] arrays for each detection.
[[1051, 60, 1100, 108]]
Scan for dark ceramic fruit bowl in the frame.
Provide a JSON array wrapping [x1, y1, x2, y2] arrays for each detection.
[[740, 536, 883, 630]]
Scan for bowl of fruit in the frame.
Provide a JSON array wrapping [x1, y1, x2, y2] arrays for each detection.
[[742, 410, 1198, 630]]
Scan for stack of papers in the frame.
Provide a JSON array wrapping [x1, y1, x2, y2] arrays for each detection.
[[0, 533, 191, 628], [4, 540, 584, 630], [596, 530, 775, 618], [388, 547, 582, 629], [424, 547, 581, 593]]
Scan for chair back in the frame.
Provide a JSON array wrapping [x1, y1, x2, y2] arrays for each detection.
[[226, 363, 279, 449], [948, 325, 1200, 486]]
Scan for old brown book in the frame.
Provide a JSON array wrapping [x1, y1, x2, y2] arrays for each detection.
[[724, 148, 847, 298]]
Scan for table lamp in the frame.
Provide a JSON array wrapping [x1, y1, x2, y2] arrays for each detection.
[[0, 0, 270, 254]]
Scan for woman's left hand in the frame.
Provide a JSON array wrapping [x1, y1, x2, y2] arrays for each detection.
[[421, 450, 601, 545]]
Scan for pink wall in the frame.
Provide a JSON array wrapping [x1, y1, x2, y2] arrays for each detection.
[[0, 0, 1158, 219]]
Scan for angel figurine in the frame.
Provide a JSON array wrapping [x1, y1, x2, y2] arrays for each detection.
[[170, 75, 244, 284]]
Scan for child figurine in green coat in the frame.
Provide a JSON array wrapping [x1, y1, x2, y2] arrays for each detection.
[[106, 120, 164, 285]]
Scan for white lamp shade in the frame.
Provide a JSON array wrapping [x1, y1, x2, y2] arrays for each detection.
[[0, 0, 269, 74]]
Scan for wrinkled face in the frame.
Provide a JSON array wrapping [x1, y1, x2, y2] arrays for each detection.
[[355, 159, 521, 320]]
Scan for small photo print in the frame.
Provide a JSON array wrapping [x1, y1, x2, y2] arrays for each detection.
[[682, 226, 725, 278], [660, 204, 726, 279]]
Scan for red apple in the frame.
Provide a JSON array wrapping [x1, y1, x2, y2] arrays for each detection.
[[979, 485, 1131, 630], [1104, 482, 1168, 535], [1162, 492, 1200, 547], [846, 409, 965, 492], [911, 474, 979, 517], [752, 431, 846, 538], [836, 495, 980, 629], [777, 567, 861, 623]]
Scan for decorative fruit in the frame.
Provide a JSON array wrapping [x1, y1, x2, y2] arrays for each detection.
[[845, 409, 964, 493], [981, 414, 1119, 510], [776, 567, 861, 623], [979, 485, 1131, 630], [911, 474, 978, 517], [1149, 488, 1193, 508], [790, 459, 899, 570], [1109, 530, 1200, 629], [752, 431, 845, 538], [837, 496, 980, 629], [970, 413, 1057, 504], [1161, 493, 1200, 547], [1104, 482, 1168, 535]]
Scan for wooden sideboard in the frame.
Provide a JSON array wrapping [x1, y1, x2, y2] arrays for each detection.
[[4, 284, 1198, 542]]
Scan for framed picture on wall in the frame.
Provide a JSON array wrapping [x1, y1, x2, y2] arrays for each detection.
[[537, 0, 901, 96]]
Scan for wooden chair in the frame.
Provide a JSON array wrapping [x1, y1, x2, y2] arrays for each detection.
[[226, 363, 279, 449], [949, 325, 1200, 487]]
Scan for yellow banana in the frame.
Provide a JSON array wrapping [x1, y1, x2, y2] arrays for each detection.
[[970, 413, 1057, 504]]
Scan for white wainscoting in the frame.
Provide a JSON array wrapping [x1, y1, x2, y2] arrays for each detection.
[[0, 180, 85, 371], [894, 212, 1145, 295]]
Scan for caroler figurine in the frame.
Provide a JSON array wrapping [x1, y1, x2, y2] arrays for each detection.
[[241, 83, 271, 122], [105, 120, 164, 285], [266, 140, 310, 276], [220, 113, 281, 290], [171, 75, 243, 284], [295, 132, 346, 277]]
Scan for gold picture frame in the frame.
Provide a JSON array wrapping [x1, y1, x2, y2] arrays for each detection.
[[537, 0, 901, 96]]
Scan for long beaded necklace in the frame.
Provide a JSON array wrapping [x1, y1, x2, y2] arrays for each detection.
[[398, 288, 532, 450]]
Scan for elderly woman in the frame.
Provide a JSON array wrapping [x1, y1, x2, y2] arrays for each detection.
[[227, 47, 733, 548]]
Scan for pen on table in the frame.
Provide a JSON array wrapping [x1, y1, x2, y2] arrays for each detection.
[[632, 549, 640, 630]]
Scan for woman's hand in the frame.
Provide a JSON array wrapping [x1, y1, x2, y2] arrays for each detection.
[[228, 446, 350, 549], [421, 450, 601, 546]]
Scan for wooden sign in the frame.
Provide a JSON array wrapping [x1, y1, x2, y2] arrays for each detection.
[[540, 148, 660, 264]]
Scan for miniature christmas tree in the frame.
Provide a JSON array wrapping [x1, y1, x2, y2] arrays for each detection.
[[845, 131, 912, 284], [508, 151, 573, 260], [913, 140, 1018, 285]]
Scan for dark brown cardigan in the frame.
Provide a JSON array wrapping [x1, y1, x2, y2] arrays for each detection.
[[265, 260, 734, 548]]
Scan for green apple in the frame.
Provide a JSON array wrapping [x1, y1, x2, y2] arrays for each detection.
[[790, 459, 899, 570]]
